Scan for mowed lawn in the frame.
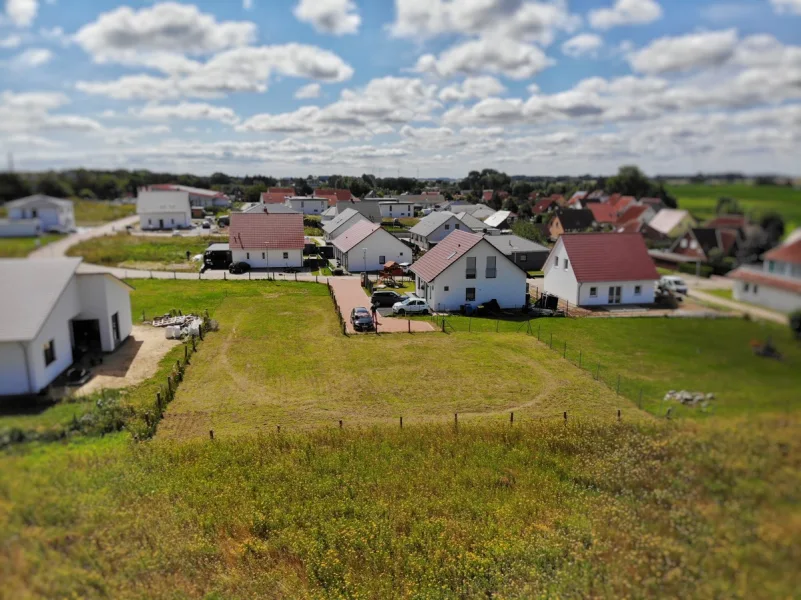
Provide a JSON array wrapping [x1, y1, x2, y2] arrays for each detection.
[[73, 200, 136, 226], [0, 234, 63, 258], [67, 233, 227, 271], [667, 183, 801, 229], [129, 280, 630, 438]]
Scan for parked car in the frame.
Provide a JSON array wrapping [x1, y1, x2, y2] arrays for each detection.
[[392, 297, 430, 316], [351, 307, 374, 331], [171, 230, 182, 237], [660, 275, 688, 295], [371, 290, 405, 307], [217, 216, 230, 227], [202, 222, 211, 229], [228, 261, 251, 274]]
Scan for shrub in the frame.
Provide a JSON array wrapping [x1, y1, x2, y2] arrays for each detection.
[[790, 310, 801, 339], [678, 262, 714, 278]]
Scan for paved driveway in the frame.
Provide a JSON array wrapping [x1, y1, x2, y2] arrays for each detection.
[[328, 278, 434, 334]]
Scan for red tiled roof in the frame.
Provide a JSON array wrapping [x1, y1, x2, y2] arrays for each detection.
[[617, 205, 649, 225], [229, 213, 304, 250], [729, 267, 801, 294], [559, 232, 659, 283], [705, 215, 748, 229], [410, 230, 484, 282], [719, 230, 738, 254], [617, 220, 644, 234], [482, 190, 494, 202], [331, 220, 381, 252], [764, 239, 801, 265], [261, 188, 296, 204], [315, 188, 353, 202], [611, 196, 636, 212], [533, 198, 555, 214], [606, 193, 622, 205], [588, 203, 618, 224]]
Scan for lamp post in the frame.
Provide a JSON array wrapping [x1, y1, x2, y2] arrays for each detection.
[[362, 248, 367, 273]]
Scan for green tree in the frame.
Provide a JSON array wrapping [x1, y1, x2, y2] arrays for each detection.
[[245, 183, 267, 203], [790, 310, 801, 340], [716, 197, 743, 215], [0, 172, 32, 203], [78, 188, 97, 199], [36, 175, 73, 198], [512, 219, 546, 244]]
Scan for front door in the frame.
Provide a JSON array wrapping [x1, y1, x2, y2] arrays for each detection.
[[608, 286, 622, 305], [159, 219, 164, 229]]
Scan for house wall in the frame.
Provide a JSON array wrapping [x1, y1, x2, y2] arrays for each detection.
[[0, 220, 41, 238], [140, 212, 192, 230], [0, 343, 30, 396], [542, 239, 579, 304], [340, 230, 410, 272], [287, 199, 328, 215], [380, 203, 414, 218], [668, 215, 697, 238], [417, 241, 527, 311], [673, 232, 706, 259], [413, 216, 464, 249], [231, 248, 303, 268], [577, 280, 656, 306], [9, 205, 74, 232], [548, 217, 564, 239], [733, 280, 801, 313], [76, 274, 133, 352]]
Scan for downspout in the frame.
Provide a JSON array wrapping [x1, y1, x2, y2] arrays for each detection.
[[577, 283, 582, 309], [18, 342, 34, 394]]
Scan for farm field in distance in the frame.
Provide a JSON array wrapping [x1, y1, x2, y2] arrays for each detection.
[[66, 233, 227, 272], [667, 183, 801, 230]]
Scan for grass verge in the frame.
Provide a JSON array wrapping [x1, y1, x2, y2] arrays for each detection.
[[0, 234, 64, 258]]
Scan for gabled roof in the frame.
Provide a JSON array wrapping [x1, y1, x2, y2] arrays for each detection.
[[617, 204, 650, 225], [242, 204, 299, 214], [323, 208, 365, 234], [5, 194, 73, 209], [485, 234, 549, 255], [648, 209, 693, 236], [149, 184, 228, 199], [321, 206, 338, 217], [587, 203, 618, 224], [639, 197, 664, 208], [554, 209, 595, 231], [229, 213, 304, 250], [455, 212, 493, 231], [533, 198, 556, 214], [704, 215, 748, 230], [409, 211, 460, 237], [331, 221, 384, 252], [569, 191, 588, 205], [315, 188, 353, 202], [337, 200, 381, 222], [611, 195, 636, 212], [728, 267, 801, 294], [446, 203, 493, 216], [764, 238, 801, 265], [0, 258, 82, 342], [484, 210, 512, 229], [557, 233, 659, 283], [410, 230, 484, 282], [136, 190, 191, 214], [683, 228, 721, 258], [261, 188, 295, 204]]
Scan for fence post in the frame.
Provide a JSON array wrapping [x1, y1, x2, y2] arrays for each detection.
[[408, 319, 411, 334], [563, 341, 566, 359], [184, 344, 188, 363], [454, 413, 458, 430], [150, 270, 153, 279], [510, 412, 514, 425], [400, 416, 403, 429], [666, 407, 673, 420], [224, 271, 227, 280], [563, 411, 568, 423], [173, 271, 177, 280], [209, 430, 214, 440], [339, 419, 343, 429], [277, 425, 281, 433], [617, 409, 621, 421], [441, 318, 445, 333], [192, 335, 196, 352]]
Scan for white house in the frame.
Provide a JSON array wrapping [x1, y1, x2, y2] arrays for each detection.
[[409, 211, 466, 250], [322, 208, 367, 242], [0, 258, 133, 397], [332, 221, 411, 272], [410, 230, 528, 312], [229, 212, 304, 269], [143, 184, 231, 208], [543, 233, 659, 306], [285, 196, 329, 215], [321, 206, 338, 223], [728, 239, 801, 313], [379, 200, 415, 219], [137, 190, 192, 230], [2, 195, 75, 235]]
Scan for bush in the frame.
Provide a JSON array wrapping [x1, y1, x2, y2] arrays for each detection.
[[790, 310, 801, 339], [678, 262, 714, 278]]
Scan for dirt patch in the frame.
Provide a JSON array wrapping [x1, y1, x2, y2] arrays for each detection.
[[118, 260, 198, 272], [75, 326, 182, 396]]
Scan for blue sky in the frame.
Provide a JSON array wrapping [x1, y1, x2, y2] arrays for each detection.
[[1, 0, 800, 177]]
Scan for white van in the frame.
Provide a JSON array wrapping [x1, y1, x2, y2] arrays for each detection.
[[660, 275, 688, 295]]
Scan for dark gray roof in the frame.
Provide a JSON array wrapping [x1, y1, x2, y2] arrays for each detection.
[[409, 211, 461, 238], [337, 200, 381, 222], [323, 208, 365, 233], [485, 234, 549, 255], [555, 209, 595, 231]]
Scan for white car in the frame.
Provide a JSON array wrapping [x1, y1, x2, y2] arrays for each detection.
[[660, 275, 688, 295], [171, 230, 182, 237], [392, 297, 430, 316]]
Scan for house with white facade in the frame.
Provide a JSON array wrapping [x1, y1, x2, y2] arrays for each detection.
[[321, 206, 338, 223], [1, 195, 75, 236], [229, 212, 304, 269], [332, 221, 411, 272], [144, 184, 231, 208], [137, 190, 192, 230], [728, 239, 801, 313], [543, 233, 659, 306], [285, 196, 329, 215], [379, 200, 415, 219], [322, 208, 367, 242], [409, 230, 528, 312], [409, 211, 466, 250], [0, 258, 133, 397]]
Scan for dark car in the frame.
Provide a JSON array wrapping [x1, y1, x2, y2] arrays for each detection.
[[217, 216, 230, 227], [202, 222, 211, 229], [351, 307, 374, 331], [371, 290, 405, 307], [228, 261, 251, 274]]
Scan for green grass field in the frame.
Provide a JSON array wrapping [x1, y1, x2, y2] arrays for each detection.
[[73, 200, 136, 226], [66, 233, 227, 271], [668, 183, 801, 230], [0, 234, 63, 258]]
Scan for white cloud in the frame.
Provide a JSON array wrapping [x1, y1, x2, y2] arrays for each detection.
[[74, 3, 256, 63], [438, 76, 506, 102], [562, 33, 603, 57], [771, 0, 801, 14], [0, 34, 22, 48], [294, 0, 361, 35], [243, 0, 254, 9], [0, 91, 103, 135], [11, 47, 52, 67], [132, 102, 240, 125], [628, 29, 738, 74], [295, 83, 322, 99], [415, 37, 554, 79], [443, 97, 525, 125], [5, 0, 38, 27], [589, 0, 662, 30]]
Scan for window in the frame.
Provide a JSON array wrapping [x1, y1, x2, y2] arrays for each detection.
[[43, 340, 56, 366], [486, 256, 497, 278], [768, 261, 776, 273], [466, 256, 477, 279], [444, 224, 450, 230], [246, 252, 250, 259], [554, 256, 559, 268], [520, 254, 527, 262], [634, 285, 642, 295], [283, 252, 289, 259], [690, 240, 698, 250], [466, 288, 476, 301], [455, 224, 460, 229], [444, 286, 450, 291], [744, 283, 750, 292], [590, 287, 597, 298], [680, 239, 688, 248], [112, 313, 120, 343], [379, 255, 386, 264], [753, 284, 759, 294], [262, 253, 265, 259], [564, 259, 569, 271], [400, 252, 404, 256], [31, 209, 38, 218]]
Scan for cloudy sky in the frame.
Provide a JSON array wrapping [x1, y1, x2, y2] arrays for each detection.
[[1, 0, 800, 178]]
